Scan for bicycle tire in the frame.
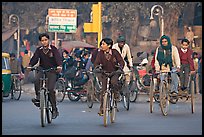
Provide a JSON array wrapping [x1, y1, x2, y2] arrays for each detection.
[[136, 79, 143, 91], [122, 92, 130, 111], [191, 80, 195, 113], [159, 81, 169, 116], [129, 80, 138, 102], [13, 79, 22, 100], [55, 79, 66, 103], [110, 93, 117, 123], [87, 93, 93, 108], [68, 92, 81, 101], [103, 92, 108, 127], [149, 78, 154, 113], [46, 94, 52, 123], [40, 89, 46, 127]]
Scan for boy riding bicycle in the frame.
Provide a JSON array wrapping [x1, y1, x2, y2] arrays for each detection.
[[94, 38, 125, 116]]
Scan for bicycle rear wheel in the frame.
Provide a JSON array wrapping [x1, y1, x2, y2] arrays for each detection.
[[110, 93, 117, 123], [12, 79, 22, 100], [55, 78, 66, 103], [159, 81, 169, 116], [40, 89, 46, 127], [103, 92, 109, 127]]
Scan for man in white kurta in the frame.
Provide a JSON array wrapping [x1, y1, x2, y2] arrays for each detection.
[[112, 36, 133, 85]]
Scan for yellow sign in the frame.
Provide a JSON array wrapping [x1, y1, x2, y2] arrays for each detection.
[[84, 2, 102, 48]]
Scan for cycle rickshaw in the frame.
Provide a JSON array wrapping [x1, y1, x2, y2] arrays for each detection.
[[149, 69, 195, 116], [2, 52, 22, 101]]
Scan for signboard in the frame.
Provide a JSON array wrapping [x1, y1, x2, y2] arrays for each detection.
[[48, 9, 77, 33]]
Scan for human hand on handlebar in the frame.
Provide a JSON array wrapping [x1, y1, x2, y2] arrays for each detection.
[[56, 66, 62, 73]]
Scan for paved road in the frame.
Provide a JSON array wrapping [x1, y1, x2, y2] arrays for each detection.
[[2, 83, 202, 135]]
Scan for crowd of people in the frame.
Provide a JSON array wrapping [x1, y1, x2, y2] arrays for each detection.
[[9, 32, 202, 118]]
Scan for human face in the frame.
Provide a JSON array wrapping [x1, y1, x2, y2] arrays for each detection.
[[63, 52, 68, 58], [40, 36, 49, 48], [118, 41, 125, 48], [181, 42, 189, 49], [101, 41, 110, 52], [161, 38, 168, 46]]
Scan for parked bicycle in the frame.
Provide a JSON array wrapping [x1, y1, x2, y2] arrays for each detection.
[[55, 69, 89, 103], [10, 73, 22, 100], [86, 70, 102, 109], [129, 63, 151, 102], [27, 66, 57, 127]]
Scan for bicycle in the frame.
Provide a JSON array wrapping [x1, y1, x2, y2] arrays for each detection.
[[94, 66, 124, 127], [129, 63, 151, 102], [119, 70, 131, 111], [28, 66, 57, 127], [55, 70, 89, 103], [86, 70, 102, 109], [10, 73, 22, 100]]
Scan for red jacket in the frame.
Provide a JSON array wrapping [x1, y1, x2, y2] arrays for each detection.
[[178, 48, 195, 71]]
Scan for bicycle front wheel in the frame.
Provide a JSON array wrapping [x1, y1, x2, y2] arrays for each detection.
[[103, 92, 109, 127], [46, 94, 52, 123], [149, 78, 154, 113], [40, 89, 46, 127], [110, 93, 117, 123], [159, 81, 169, 116], [55, 78, 66, 103], [129, 80, 138, 102], [190, 80, 195, 113], [122, 92, 130, 111], [12, 79, 22, 100]]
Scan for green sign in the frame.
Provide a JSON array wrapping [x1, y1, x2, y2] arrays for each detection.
[[48, 25, 76, 33]]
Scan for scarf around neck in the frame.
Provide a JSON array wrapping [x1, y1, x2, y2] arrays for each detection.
[[157, 35, 173, 70]]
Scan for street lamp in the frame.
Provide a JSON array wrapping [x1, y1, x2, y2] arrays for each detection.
[[9, 14, 20, 58], [150, 4, 164, 37]]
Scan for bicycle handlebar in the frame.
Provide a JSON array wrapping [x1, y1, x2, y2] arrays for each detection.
[[26, 66, 57, 73]]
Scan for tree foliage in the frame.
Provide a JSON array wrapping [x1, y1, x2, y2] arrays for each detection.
[[2, 2, 200, 46]]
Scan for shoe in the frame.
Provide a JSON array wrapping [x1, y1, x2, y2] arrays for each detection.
[[98, 110, 103, 116], [146, 98, 155, 102], [31, 98, 40, 107], [170, 91, 178, 97], [114, 93, 120, 102], [52, 110, 59, 119]]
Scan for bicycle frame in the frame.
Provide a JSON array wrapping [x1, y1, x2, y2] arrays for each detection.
[[29, 67, 56, 127]]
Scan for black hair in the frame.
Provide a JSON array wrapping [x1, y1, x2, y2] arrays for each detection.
[[181, 38, 190, 45], [101, 38, 113, 49], [63, 50, 69, 55], [192, 52, 198, 58], [10, 53, 16, 57], [39, 33, 50, 41]]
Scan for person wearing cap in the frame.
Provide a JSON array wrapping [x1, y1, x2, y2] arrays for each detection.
[[112, 35, 133, 87]]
